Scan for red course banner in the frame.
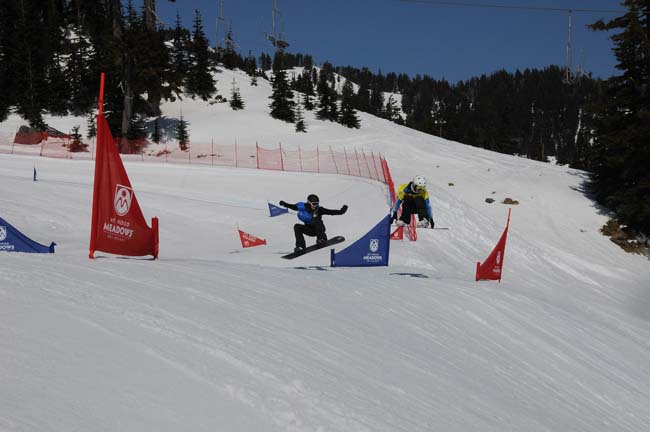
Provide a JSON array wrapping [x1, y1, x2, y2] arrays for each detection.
[[476, 209, 511, 282], [89, 113, 158, 259]]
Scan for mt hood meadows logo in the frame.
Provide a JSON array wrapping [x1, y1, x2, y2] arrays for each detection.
[[114, 184, 133, 216]]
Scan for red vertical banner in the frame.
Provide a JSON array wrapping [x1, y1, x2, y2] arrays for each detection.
[[89, 73, 159, 259], [476, 209, 511, 282]]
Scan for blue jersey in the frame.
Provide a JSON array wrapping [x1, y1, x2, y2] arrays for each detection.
[[296, 202, 314, 224]]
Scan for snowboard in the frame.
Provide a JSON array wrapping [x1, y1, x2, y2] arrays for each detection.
[[281, 236, 345, 260]]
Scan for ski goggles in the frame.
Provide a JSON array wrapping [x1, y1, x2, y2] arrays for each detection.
[[308, 201, 319, 208], [412, 185, 423, 193]]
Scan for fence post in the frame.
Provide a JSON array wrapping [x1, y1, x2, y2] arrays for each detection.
[[211, 139, 214, 166], [279, 142, 285, 171], [165, 143, 168, 163], [343, 148, 351, 175], [362, 150, 373, 179], [234, 140, 238, 167], [298, 146, 303, 172], [256, 142, 260, 169], [329, 146, 339, 174], [317, 145, 320, 173], [371, 151, 381, 181], [354, 148, 361, 176]]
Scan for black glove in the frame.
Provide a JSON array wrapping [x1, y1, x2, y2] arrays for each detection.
[[279, 200, 288, 207], [340, 205, 348, 214], [391, 212, 398, 223]]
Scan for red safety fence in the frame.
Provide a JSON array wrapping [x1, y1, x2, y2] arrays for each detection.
[[1, 136, 395, 199]]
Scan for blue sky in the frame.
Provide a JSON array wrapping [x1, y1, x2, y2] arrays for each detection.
[[156, 0, 623, 83]]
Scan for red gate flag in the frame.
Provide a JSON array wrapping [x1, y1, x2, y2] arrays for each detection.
[[238, 228, 267, 248], [390, 225, 404, 240], [406, 214, 417, 241], [476, 208, 511, 282], [89, 73, 158, 259]]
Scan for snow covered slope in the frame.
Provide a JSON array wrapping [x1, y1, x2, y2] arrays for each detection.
[[1, 68, 650, 432]]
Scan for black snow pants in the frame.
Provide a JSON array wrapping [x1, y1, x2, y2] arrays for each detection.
[[399, 196, 428, 224], [294, 220, 327, 248]]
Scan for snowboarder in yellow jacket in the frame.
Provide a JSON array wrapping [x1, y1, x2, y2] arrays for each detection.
[[391, 175, 434, 228]]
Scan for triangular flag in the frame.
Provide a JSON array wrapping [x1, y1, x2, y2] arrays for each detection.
[[89, 73, 158, 259], [476, 209, 511, 282], [238, 228, 267, 248], [268, 202, 289, 217], [390, 226, 403, 240]]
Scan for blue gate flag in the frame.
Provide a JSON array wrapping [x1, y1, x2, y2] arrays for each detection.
[[0, 217, 55, 253], [268, 202, 289, 217], [33, 165, 37, 182], [331, 214, 390, 267]]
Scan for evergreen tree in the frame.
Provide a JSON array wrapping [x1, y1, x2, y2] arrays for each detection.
[[12, 0, 47, 128], [369, 81, 385, 116], [259, 53, 272, 71], [316, 72, 338, 121], [186, 9, 215, 100], [176, 114, 190, 151], [229, 78, 245, 110], [127, 114, 148, 140], [384, 95, 401, 123], [245, 50, 257, 76], [69, 125, 88, 152], [86, 113, 97, 139], [151, 117, 162, 143], [63, 23, 97, 115], [170, 12, 189, 95], [588, 1, 650, 233], [221, 26, 239, 69], [269, 51, 295, 122], [295, 102, 307, 133], [338, 80, 360, 128]]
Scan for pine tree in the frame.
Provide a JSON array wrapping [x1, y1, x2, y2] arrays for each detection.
[[12, 0, 47, 128], [151, 117, 162, 143], [316, 72, 338, 121], [588, 1, 650, 233], [245, 50, 258, 76], [269, 51, 295, 122], [176, 114, 190, 151], [338, 80, 360, 128], [230, 78, 245, 110], [170, 12, 189, 95], [186, 9, 215, 100], [295, 102, 307, 133], [69, 125, 88, 152], [302, 72, 316, 110], [384, 95, 401, 123], [222, 26, 238, 69], [86, 113, 97, 139], [369, 81, 385, 117]]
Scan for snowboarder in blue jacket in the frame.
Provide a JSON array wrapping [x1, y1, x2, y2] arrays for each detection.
[[279, 194, 348, 252]]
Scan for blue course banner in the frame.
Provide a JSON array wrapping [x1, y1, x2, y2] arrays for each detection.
[[0, 217, 56, 253], [331, 214, 390, 267]]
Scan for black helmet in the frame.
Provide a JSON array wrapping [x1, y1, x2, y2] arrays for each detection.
[[307, 194, 319, 203]]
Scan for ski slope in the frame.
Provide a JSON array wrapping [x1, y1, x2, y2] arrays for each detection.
[[1, 68, 650, 432]]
